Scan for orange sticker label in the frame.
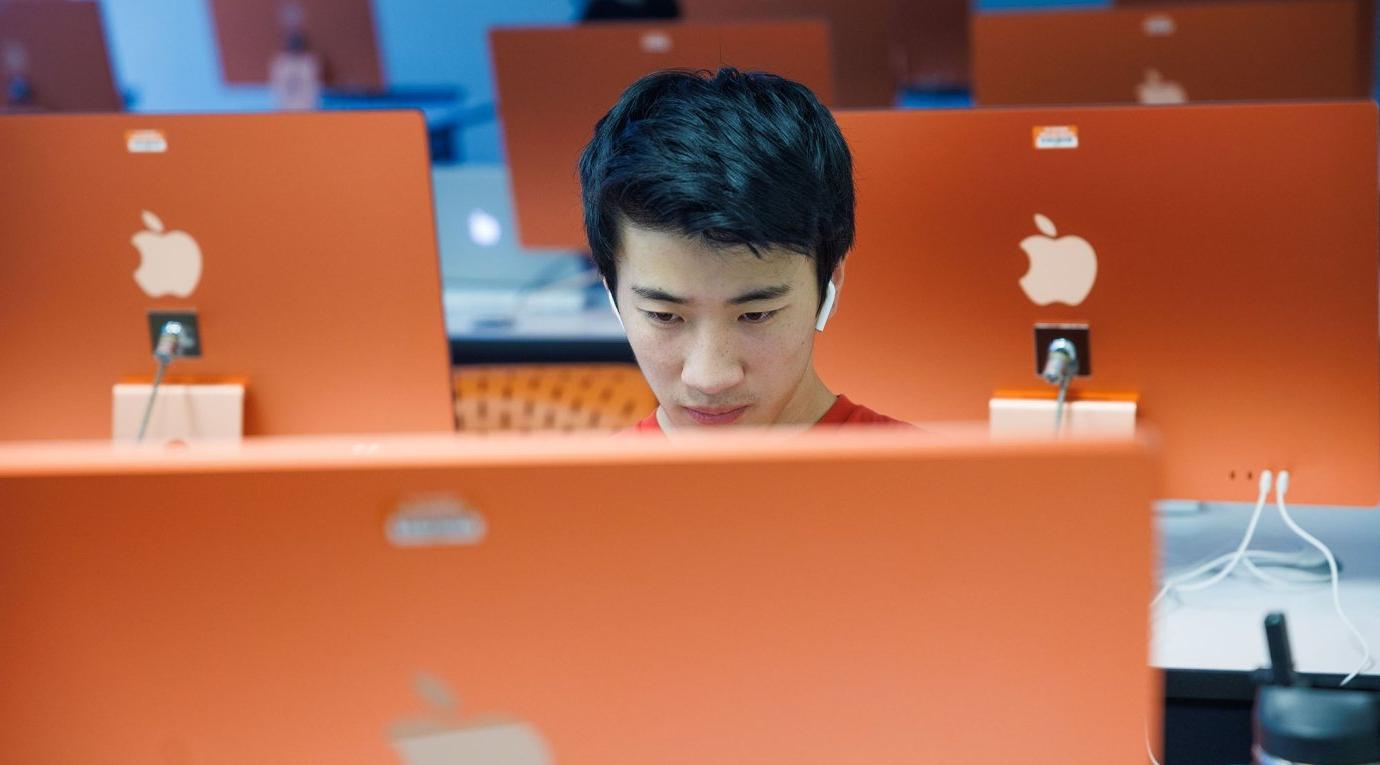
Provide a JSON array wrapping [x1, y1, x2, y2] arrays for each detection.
[[1033, 125, 1079, 150]]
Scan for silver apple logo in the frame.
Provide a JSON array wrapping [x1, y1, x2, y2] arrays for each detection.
[[1018, 214, 1098, 306], [131, 210, 203, 298]]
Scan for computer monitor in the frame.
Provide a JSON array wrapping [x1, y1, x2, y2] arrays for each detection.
[[208, 0, 384, 90], [0, 1, 121, 112], [972, 0, 1373, 106], [0, 429, 1157, 763], [816, 102, 1379, 506], [429, 164, 622, 346], [0, 111, 455, 440], [490, 20, 834, 250]]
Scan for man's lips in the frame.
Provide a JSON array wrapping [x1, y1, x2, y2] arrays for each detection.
[[680, 405, 750, 425]]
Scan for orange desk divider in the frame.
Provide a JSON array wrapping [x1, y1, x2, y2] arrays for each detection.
[[0, 1, 121, 112], [0, 428, 1157, 764], [209, 0, 384, 89]]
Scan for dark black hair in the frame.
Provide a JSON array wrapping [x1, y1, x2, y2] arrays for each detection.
[[579, 67, 854, 307]]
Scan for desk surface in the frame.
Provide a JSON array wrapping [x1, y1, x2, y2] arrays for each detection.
[[1154, 502, 1380, 679]]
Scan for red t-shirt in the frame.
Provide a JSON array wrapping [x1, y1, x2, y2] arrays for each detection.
[[631, 395, 908, 432]]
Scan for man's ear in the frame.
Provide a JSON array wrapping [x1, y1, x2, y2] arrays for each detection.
[[815, 264, 845, 332]]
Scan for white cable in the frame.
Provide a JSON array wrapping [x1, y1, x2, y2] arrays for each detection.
[[1146, 474, 1280, 764], [1155, 550, 1327, 604], [1152, 471, 1272, 607], [135, 355, 171, 443], [1150, 477, 1330, 600], [1272, 471, 1373, 685], [1053, 372, 1071, 435], [136, 321, 184, 443], [1241, 555, 1331, 588]]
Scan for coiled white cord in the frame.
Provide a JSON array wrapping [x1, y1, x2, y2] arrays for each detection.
[[1152, 471, 1274, 608], [1153, 470, 1372, 684]]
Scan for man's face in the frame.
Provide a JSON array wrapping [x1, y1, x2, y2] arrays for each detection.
[[614, 222, 826, 427]]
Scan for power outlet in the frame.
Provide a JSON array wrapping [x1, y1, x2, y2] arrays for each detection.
[[147, 310, 203, 359], [1034, 323, 1091, 378]]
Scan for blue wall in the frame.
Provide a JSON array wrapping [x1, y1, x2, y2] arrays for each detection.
[[374, 0, 576, 162], [100, 0, 274, 112]]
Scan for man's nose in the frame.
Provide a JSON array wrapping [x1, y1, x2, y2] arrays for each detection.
[[680, 325, 745, 396]]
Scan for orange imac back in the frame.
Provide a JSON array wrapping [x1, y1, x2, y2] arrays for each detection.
[[209, 0, 384, 89], [490, 20, 833, 250], [0, 430, 1157, 764], [0, 1, 121, 112], [0, 112, 455, 440], [972, 0, 1373, 106], [816, 103, 1380, 506]]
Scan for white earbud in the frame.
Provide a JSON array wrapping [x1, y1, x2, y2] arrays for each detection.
[[815, 280, 838, 332], [604, 281, 625, 331]]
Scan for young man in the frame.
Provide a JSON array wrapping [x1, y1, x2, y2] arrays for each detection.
[[579, 67, 906, 431]]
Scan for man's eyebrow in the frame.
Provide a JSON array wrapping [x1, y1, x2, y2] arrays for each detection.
[[630, 286, 688, 304], [729, 284, 792, 304]]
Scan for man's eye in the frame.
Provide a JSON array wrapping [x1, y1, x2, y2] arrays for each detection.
[[641, 311, 680, 325], [739, 310, 777, 324]]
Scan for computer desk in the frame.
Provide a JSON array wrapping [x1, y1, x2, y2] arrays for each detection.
[[1154, 499, 1380, 762], [1154, 502, 1380, 686], [1152, 502, 1380, 763]]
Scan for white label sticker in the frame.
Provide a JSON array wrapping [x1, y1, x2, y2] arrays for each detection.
[[640, 31, 672, 53], [126, 130, 168, 154], [1033, 125, 1079, 150], [386, 494, 487, 548], [1142, 14, 1176, 36]]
